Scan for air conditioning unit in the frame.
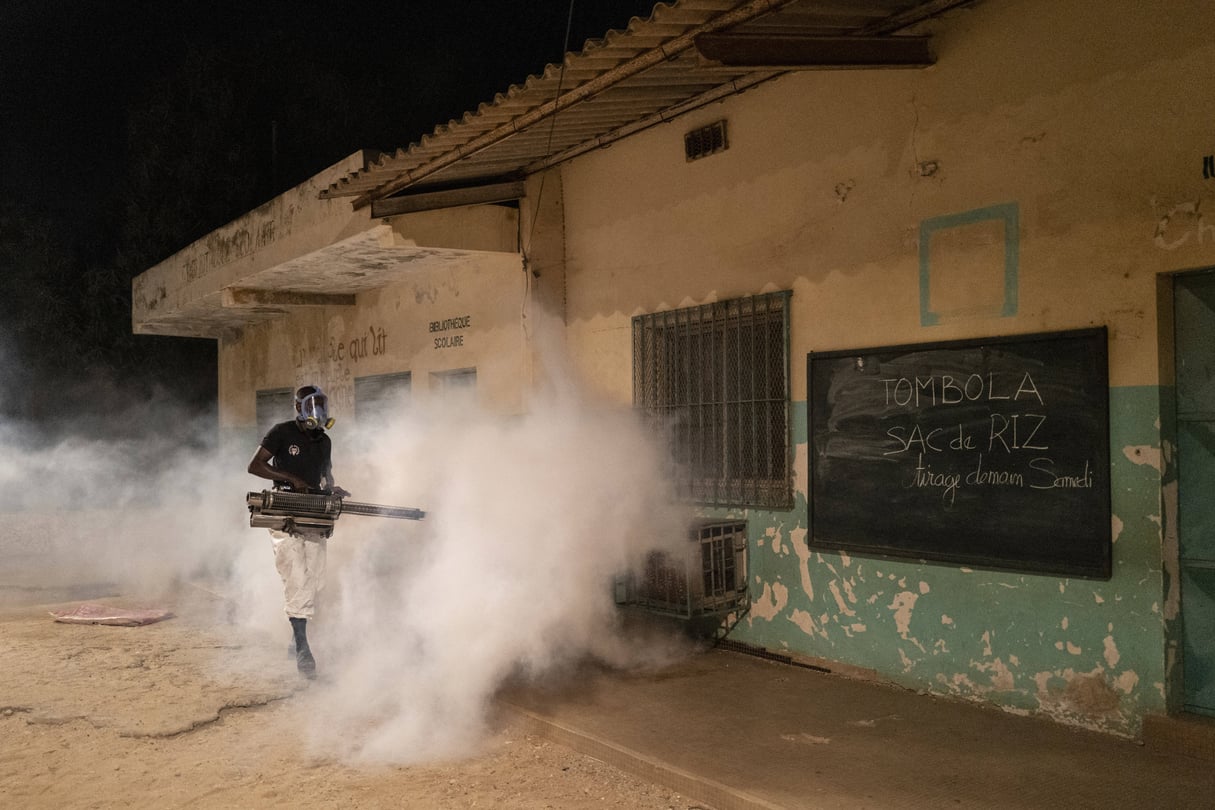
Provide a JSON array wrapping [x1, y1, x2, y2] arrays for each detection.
[[617, 520, 748, 621]]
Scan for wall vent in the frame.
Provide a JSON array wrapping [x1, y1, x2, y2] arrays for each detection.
[[684, 120, 728, 162]]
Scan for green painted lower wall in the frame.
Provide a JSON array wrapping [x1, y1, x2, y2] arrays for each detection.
[[718, 386, 1167, 737]]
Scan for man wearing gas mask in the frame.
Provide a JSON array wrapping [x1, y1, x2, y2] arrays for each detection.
[[247, 384, 350, 679]]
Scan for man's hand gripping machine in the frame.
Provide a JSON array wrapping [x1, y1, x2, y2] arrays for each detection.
[[246, 490, 425, 537]]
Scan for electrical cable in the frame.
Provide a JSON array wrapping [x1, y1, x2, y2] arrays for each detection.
[[524, 0, 577, 260], [520, 0, 578, 397]]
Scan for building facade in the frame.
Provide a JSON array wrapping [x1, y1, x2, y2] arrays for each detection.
[[133, 0, 1215, 737]]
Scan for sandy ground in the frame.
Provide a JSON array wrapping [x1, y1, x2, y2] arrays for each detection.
[[0, 584, 706, 810]]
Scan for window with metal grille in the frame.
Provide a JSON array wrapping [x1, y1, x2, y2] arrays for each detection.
[[430, 367, 476, 404], [633, 291, 792, 509], [355, 371, 411, 424], [684, 120, 728, 161], [700, 522, 739, 604]]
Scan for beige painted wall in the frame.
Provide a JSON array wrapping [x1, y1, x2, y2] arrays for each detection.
[[134, 152, 377, 338], [543, 0, 1215, 734], [154, 0, 1215, 734], [219, 247, 529, 429], [557, 0, 1215, 400], [215, 168, 572, 435]]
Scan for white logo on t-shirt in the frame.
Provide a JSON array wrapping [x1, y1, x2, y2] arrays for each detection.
[[288, 445, 301, 456]]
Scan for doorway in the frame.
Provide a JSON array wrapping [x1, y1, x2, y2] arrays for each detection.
[[1176, 269, 1215, 715]]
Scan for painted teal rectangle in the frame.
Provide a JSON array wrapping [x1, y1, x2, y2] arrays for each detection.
[[919, 202, 1019, 326]]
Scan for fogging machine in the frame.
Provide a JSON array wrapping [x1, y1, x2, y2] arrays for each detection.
[[246, 489, 425, 536]]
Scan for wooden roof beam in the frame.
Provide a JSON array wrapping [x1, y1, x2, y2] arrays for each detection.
[[693, 33, 933, 68], [370, 180, 526, 217]]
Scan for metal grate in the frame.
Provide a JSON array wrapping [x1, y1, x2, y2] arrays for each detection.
[[640, 550, 690, 610], [626, 520, 749, 620], [355, 371, 412, 423], [633, 291, 792, 509], [700, 522, 739, 609], [685, 120, 728, 162]]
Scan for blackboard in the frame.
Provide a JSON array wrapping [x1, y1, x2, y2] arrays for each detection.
[[808, 327, 1111, 578]]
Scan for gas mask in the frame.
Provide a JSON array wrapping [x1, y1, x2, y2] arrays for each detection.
[[295, 386, 335, 430]]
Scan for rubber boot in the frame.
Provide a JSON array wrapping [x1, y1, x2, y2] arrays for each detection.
[[289, 617, 316, 679]]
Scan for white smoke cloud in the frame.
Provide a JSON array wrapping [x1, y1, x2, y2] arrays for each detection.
[[300, 391, 698, 763], [0, 392, 250, 600], [0, 350, 702, 765]]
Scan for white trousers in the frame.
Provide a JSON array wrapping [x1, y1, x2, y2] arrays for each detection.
[[269, 530, 327, 619]]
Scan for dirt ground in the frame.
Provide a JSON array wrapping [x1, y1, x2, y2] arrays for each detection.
[[0, 584, 707, 810]]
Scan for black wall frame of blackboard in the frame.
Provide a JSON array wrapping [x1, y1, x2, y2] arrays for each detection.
[[807, 327, 1111, 579]]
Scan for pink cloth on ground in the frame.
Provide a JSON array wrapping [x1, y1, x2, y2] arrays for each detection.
[[49, 603, 174, 626]]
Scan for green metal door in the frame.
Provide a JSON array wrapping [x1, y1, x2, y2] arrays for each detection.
[[1177, 269, 1215, 715]]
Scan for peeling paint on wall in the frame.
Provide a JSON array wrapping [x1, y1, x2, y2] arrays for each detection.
[[766, 526, 785, 555], [1122, 444, 1162, 473], [828, 581, 856, 617], [789, 608, 822, 638], [750, 580, 789, 621], [1151, 197, 1215, 251], [727, 386, 1166, 737], [971, 657, 1015, 691], [1114, 670, 1140, 694], [1104, 634, 1121, 668], [792, 523, 814, 602], [888, 592, 918, 639]]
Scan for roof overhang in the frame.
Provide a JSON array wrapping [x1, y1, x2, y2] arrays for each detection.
[[319, 0, 973, 209], [132, 0, 977, 340], [132, 152, 520, 339]]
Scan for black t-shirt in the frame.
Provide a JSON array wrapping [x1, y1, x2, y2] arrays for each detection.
[[260, 420, 333, 492]]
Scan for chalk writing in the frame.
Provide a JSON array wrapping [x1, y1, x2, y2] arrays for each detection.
[[884, 412, 1048, 460], [966, 454, 1025, 488], [808, 328, 1111, 578], [881, 372, 1043, 407], [909, 455, 961, 504], [882, 368, 1068, 507], [1028, 458, 1094, 490]]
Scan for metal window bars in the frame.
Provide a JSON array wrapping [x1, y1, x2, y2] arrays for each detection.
[[618, 520, 749, 622], [632, 291, 792, 509]]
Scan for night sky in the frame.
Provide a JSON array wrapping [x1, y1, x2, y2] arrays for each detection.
[[0, 1, 658, 427], [1, 0, 657, 228]]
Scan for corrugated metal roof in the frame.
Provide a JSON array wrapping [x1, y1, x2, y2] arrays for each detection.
[[320, 0, 974, 208], [132, 0, 977, 340]]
